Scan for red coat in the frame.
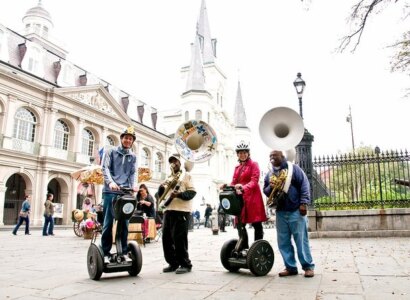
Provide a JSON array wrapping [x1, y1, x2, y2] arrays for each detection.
[[230, 158, 267, 224]]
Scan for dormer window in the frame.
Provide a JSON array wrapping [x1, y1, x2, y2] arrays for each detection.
[[28, 47, 40, 73]]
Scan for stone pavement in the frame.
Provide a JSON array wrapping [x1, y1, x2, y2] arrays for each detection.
[[1, 225, 409, 300]]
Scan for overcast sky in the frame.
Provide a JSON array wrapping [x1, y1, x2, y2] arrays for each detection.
[[1, 0, 409, 164]]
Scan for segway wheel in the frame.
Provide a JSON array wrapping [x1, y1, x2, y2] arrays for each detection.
[[73, 221, 83, 237], [246, 240, 274, 276], [220, 239, 240, 272], [128, 241, 142, 276], [87, 244, 103, 280]]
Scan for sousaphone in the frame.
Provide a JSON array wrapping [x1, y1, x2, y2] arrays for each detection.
[[174, 119, 218, 163], [259, 107, 304, 159]]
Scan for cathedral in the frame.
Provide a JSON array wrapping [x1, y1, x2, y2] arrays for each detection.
[[0, 0, 250, 226]]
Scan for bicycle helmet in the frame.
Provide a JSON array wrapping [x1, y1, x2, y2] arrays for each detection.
[[120, 125, 136, 141], [235, 140, 250, 152]]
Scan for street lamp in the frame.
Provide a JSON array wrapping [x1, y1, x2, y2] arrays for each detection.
[[293, 72, 306, 119]]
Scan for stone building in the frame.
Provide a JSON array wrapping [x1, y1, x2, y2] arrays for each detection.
[[0, 1, 172, 226], [0, 0, 251, 226]]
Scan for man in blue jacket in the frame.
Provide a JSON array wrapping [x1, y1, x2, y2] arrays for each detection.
[[101, 126, 137, 264], [263, 150, 315, 278]]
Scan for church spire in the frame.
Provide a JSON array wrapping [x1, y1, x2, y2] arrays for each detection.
[[234, 81, 248, 128], [197, 0, 216, 64], [185, 34, 206, 92]]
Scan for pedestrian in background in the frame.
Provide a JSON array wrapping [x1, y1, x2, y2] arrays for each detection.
[[204, 204, 212, 228], [42, 193, 55, 236], [218, 202, 226, 232], [12, 194, 31, 235]]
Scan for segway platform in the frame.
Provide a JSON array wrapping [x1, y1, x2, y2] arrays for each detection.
[[219, 186, 274, 276], [87, 188, 143, 280]]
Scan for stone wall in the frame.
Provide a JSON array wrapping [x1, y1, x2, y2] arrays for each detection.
[[307, 208, 410, 238]]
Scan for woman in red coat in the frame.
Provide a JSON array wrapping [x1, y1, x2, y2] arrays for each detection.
[[227, 141, 267, 242]]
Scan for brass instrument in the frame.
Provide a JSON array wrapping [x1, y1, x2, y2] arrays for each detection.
[[174, 119, 217, 163], [266, 169, 287, 208], [157, 119, 217, 209], [158, 164, 184, 208], [137, 167, 152, 183], [259, 107, 304, 207]]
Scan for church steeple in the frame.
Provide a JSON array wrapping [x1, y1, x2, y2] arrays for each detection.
[[197, 0, 216, 64], [234, 81, 248, 128], [185, 34, 206, 92]]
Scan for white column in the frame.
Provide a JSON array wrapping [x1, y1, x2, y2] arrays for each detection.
[[40, 108, 57, 156], [0, 182, 6, 226], [33, 169, 49, 226], [74, 118, 85, 156]]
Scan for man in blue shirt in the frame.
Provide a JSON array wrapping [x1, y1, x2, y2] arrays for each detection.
[[263, 150, 315, 278], [101, 126, 137, 263]]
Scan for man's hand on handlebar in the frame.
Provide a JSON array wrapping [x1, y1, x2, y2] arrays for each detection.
[[220, 183, 227, 190], [109, 182, 120, 191]]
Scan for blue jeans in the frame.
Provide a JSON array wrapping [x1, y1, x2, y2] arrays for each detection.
[[276, 210, 315, 272], [13, 216, 30, 234], [43, 215, 54, 235], [101, 193, 129, 256]]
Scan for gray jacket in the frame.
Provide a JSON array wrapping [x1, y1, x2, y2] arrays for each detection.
[[102, 146, 137, 193]]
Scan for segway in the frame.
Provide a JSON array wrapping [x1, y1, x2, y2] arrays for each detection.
[[87, 187, 142, 280], [219, 186, 274, 276]]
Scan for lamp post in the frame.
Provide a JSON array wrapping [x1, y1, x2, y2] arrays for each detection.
[[375, 146, 383, 207], [293, 72, 306, 119], [346, 106, 355, 152]]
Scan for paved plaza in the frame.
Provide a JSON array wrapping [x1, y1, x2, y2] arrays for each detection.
[[1, 225, 409, 300]]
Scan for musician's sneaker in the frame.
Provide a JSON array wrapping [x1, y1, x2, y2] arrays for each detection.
[[163, 265, 178, 273], [175, 266, 192, 274]]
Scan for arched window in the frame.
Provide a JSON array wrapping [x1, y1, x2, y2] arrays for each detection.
[[195, 109, 202, 120], [13, 108, 36, 142], [154, 152, 163, 173], [184, 111, 189, 121], [105, 136, 115, 146], [53, 120, 69, 150], [141, 148, 150, 167], [81, 129, 94, 156]]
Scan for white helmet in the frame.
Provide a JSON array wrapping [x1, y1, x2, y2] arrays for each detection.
[[235, 140, 250, 152]]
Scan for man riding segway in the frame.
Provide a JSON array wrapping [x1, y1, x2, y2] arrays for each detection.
[[87, 125, 142, 280]]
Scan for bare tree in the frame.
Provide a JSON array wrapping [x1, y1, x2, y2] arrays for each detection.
[[302, 0, 409, 95]]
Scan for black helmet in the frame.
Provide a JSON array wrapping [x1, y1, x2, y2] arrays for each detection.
[[235, 140, 250, 152], [120, 126, 136, 141]]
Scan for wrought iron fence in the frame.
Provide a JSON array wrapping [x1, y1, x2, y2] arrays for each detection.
[[311, 149, 410, 210]]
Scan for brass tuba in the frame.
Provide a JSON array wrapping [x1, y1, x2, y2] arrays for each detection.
[[174, 119, 218, 163], [158, 119, 217, 208], [259, 107, 304, 207]]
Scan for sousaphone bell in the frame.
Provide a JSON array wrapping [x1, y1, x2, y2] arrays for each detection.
[[259, 106, 304, 159], [174, 119, 217, 163]]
